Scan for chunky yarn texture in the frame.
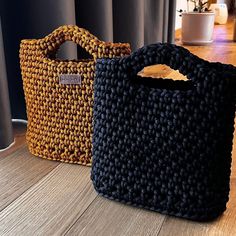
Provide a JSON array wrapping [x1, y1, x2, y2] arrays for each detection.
[[20, 25, 131, 165], [92, 43, 236, 221]]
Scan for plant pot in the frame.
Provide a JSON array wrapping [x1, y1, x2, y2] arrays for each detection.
[[181, 12, 215, 45]]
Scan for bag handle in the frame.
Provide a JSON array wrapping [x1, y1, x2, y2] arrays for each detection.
[[124, 43, 207, 83], [38, 25, 131, 59]]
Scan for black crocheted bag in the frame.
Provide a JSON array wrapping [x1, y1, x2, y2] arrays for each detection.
[[91, 43, 236, 221]]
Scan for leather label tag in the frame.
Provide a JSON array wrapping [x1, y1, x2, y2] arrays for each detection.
[[59, 74, 81, 85]]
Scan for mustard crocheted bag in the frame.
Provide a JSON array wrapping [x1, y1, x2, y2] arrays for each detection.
[[19, 25, 131, 165]]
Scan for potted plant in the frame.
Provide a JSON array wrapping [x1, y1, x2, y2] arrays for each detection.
[[180, 0, 215, 45]]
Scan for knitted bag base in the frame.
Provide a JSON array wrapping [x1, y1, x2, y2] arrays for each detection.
[[19, 25, 131, 165], [91, 43, 236, 221]]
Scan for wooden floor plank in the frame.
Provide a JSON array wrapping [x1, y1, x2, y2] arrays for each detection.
[[0, 146, 58, 211], [182, 45, 236, 65], [66, 196, 166, 236], [0, 164, 97, 236], [157, 178, 236, 236]]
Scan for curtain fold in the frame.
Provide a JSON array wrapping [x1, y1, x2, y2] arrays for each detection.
[[0, 18, 13, 149], [163, 0, 170, 42], [75, 0, 113, 41], [144, 0, 176, 44], [0, 0, 176, 120], [113, 0, 145, 50], [145, 0, 164, 44], [168, 0, 177, 43]]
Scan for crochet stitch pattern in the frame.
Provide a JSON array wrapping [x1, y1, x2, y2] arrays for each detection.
[[19, 25, 131, 165], [92, 43, 236, 221]]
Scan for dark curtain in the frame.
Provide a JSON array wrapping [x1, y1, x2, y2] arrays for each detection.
[[76, 0, 176, 51], [0, 0, 77, 120], [0, 0, 176, 147], [0, 18, 13, 149]]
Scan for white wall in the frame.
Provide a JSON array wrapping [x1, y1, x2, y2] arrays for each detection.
[[175, 0, 186, 29], [175, 0, 194, 29]]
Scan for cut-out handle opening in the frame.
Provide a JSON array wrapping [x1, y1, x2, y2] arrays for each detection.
[[138, 65, 188, 81], [48, 41, 93, 61], [134, 64, 193, 91]]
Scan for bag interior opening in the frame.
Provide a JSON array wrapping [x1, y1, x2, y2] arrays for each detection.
[[136, 64, 193, 90]]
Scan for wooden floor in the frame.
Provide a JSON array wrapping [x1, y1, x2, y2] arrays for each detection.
[[0, 19, 236, 236]]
